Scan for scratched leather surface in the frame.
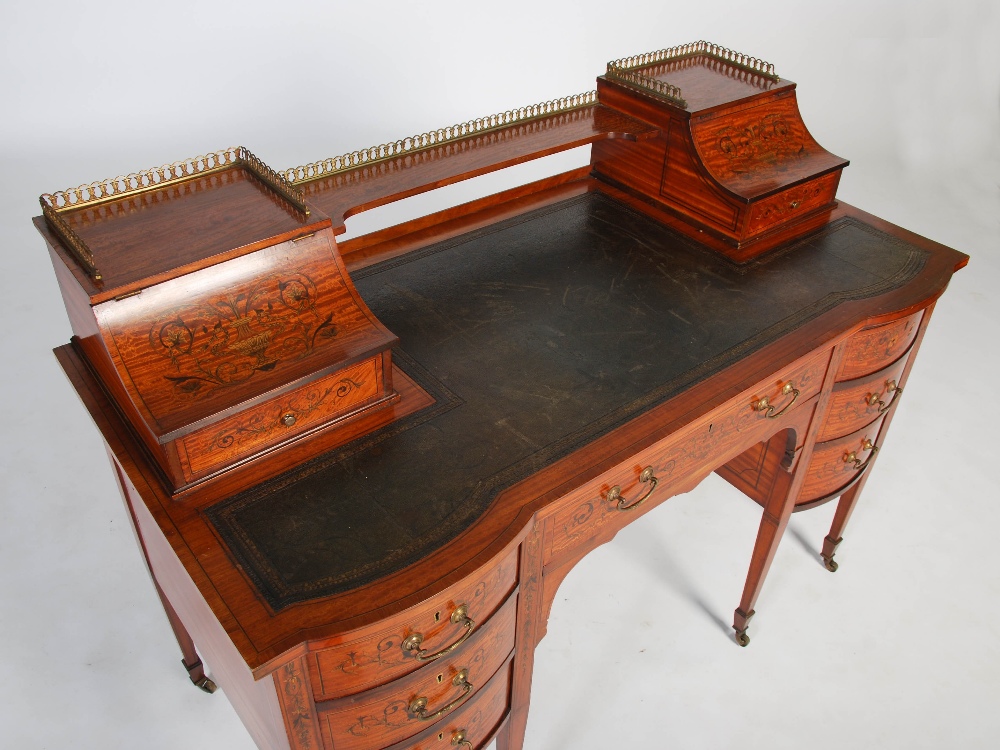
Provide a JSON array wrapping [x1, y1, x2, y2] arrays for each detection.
[[207, 193, 926, 609]]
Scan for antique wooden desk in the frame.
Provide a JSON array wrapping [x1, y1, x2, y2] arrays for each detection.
[[36, 43, 967, 750]]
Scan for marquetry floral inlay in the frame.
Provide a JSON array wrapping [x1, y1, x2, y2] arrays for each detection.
[[147, 272, 338, 398], [206, 377, 363, 452], [282, 661, 315, 749], [714, 113, 806, 175]]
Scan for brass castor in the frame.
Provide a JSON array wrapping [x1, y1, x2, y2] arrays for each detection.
[[824, 557, 839, 573], [735, 632, 750, 647], [182, 658, 218, 694], [193, 676, 217, 694]]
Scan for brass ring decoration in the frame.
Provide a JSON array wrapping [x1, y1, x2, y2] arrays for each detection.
[[408, 669, 473, 721], [752, 381, 799, 419], [606, 466, 658, 512], [451, 729, 474, 748], [865, 379, 904, 415], [401, 604, 476, 662], [843, 439, 879, 471]]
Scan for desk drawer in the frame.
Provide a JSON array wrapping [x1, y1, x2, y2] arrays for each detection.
[[818, 355, 909, 442], [177, 357, 385, 480], [317, 592, 516, 750], [544, 349, 830, 565], [800, 416, 886, 503], [744, 172, 838, 238], [835, 311, 922, 381], [382, 654, 511, 750], [311, 547, 517, 700]]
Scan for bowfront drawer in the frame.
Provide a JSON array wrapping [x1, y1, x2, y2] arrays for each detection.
[[835, 311, 922, 381], [382, 654, 512, 750], [317, 592, 517, 750], [176, 356, 385, 480], [311, 547, 517, 700], [818, 355, 909, 442], [800, 416, 886, 503], [543, 349, 830, 565]]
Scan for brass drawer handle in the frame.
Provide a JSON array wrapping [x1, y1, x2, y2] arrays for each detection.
[[401, 604, 476, 662], [408, 669, 473, 721], [865, 379, 904, 415], [452, 729, 473, 748], [844, 438, 879, 471], [753, 382, 799, 419], [606, 466, 658, 512]]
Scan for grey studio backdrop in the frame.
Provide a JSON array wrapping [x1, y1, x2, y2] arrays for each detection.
[[1, 1, 997, 748]]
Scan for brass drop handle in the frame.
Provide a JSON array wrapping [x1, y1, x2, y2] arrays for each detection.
[[408, 669, 473, 721], [753, 381, 800, 419], [844, 438, 879, 471], [606, 466, 658, 512], [401, 604, 476, 662], [865, 379, 904, 414], [452, 729, 473, 748]]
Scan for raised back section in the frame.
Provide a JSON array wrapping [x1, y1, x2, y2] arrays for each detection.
[[36, 44, 851, 493], [284, 92, 658, 238]]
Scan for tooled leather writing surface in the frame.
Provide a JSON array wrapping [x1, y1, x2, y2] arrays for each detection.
[[207, 192, 927, 609]]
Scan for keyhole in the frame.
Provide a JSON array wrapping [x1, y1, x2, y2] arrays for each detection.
[[437, 673, 444, 683], [438, 733, 444, 741], [434, 611, 441, 622], [709, 423, 713, 432]]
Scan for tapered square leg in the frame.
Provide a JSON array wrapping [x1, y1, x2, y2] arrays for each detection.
[[106, 448, 216, 693], [732, 465, 795, 647], [821, 477, 867, 573], [732, 409, 819, 646]]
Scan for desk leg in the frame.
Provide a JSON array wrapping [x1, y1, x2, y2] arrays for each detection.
[[821, 464, 872, 573], [160, 579, 217, 693], [106, 448, 216, 693], [733, 406, 819, 647], [733, 466, 797, 647], [497, 522, 544, 750]]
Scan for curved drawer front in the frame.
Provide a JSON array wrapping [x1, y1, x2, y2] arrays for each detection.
[[543, 349, 830, 565], [383, 655, 512, 750], [818, 355, 909, 442], [835, 311, 922, 381], [311, 547, 517, 700], [317, 592, 516, 750], [800, 416, 886, 503]]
